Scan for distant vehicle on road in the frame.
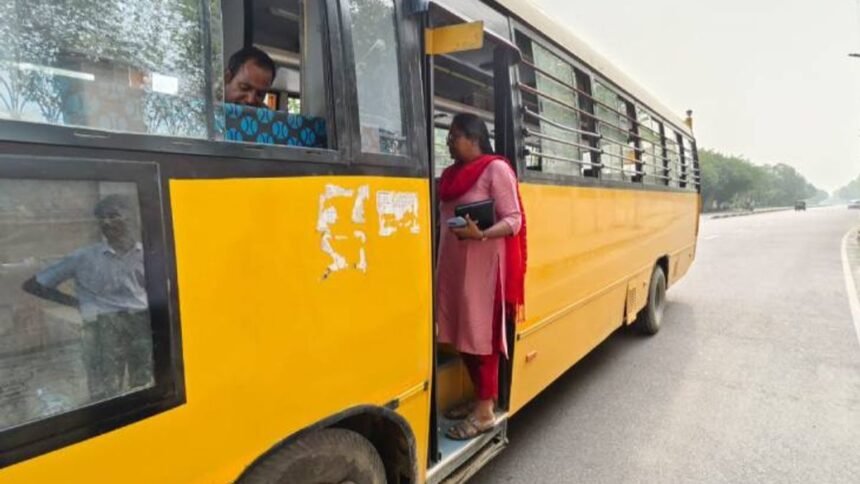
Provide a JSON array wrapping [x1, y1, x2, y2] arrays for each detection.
[[848, 200, 860, 209], [794, 201, 806, 211]]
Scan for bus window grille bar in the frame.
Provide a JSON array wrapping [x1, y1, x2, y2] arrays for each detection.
[[526, 149, 603, 168], [518, 83, 597, 122], [521, 81, 644, 140], [598, 133, 641, 149], [599, 150, 637, 162], [519, 82, 642, 142], [520, 58, 690, 145], [523, 108, 601, 139], [597, 119, 641, 140], [520, 59, 638, 124], [524, 128, 596, 152], [638, 160, 670, 169]]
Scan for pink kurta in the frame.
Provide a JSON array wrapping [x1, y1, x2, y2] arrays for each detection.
[[436, 159, 523, 356]]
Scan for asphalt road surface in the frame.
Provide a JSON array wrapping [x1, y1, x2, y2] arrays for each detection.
[[472, 207, 860, 483]]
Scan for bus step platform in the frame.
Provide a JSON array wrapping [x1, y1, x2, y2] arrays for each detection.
[[427, 412, 508, 484]]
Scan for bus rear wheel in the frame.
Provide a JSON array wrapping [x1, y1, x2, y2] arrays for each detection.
[[635, 264, 667, 335], [240, 428, 386, 484]]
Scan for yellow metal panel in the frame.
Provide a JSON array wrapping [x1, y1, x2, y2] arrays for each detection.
[[425, 21, 484, 55], [2, 176, 433, 483], [510, 183, 698, 413]]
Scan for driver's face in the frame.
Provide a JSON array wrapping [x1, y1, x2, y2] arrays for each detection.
[[225, 61, 274, 107]]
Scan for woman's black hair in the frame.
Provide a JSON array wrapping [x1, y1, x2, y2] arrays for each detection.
[[450, 112, 494, 155]]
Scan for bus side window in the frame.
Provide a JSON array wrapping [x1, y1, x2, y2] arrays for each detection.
[[0, 169, 182, 466], [344, 0, 408, 156], [515, 30, 594, 178], [637, 108, 665, 186], [0, 0, 209, 139], [218, 0, 333, 149]]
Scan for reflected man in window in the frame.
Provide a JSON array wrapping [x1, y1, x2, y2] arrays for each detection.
[[23, 195, 152, 402], [225, 46, 276, 107]]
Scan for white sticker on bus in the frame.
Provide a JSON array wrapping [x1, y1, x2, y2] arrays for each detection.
[[317, 184, 370, 279], [376, 191, 420, 237]]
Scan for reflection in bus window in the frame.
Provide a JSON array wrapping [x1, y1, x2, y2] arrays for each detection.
[[0, 0, 208, 138], [346, 0, 407, 155], [217, 0, 331, 149], [0, 181, 154, 431]]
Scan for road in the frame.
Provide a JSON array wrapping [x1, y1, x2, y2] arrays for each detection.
[[472, 207, 860, 483]]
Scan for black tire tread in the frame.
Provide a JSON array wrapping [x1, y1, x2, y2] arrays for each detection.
[[635, 265, 666, 335], [240, 428, 386, 484]]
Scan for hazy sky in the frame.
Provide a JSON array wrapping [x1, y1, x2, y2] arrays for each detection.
[[532, 0, 860, 192]]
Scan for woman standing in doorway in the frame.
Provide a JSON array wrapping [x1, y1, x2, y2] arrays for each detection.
[[437, 113, 527, 440]]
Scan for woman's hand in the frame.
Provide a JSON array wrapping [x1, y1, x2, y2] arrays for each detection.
[[451, 215, 483, 240]]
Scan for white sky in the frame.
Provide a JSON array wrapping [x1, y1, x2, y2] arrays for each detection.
[[532, 0, 860, 192]]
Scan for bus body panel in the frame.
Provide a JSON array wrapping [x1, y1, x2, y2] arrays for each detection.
[[510, 184, 698, 413], [1, 175, 433, 483]]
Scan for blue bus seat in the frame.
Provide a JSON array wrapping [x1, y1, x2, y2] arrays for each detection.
[[224, 103, 327, 148]]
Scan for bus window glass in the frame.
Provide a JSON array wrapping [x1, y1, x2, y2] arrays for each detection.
[[665, 131, 681, 187], [594, 81, 632, 181], [0, 0, 207, 138], [346, 0, 407, 156], [638, 109, 664, 185], [218, 0, 332, 149], [532, 43, 581, 176], [516, 32, 588, 177], [683, 136, 697, 190], [0, 180, 155, 431]]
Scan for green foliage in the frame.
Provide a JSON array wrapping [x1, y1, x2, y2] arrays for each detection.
[[700, 148, 822, 211], [836, 176, 860, 201]]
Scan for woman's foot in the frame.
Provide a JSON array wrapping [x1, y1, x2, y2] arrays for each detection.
[[443, 400, 475, 420], [445, 414, 496, 441]]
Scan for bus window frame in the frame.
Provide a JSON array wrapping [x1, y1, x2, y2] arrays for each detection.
[[336, 0, 428, 172], [0, 0, 351, 168], [0, 156, 185, 468], [513, 20, 602, 186], [511, 19, 696, 193]]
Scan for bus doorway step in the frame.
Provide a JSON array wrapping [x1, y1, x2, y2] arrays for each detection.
[[427, 414, 508, 484]]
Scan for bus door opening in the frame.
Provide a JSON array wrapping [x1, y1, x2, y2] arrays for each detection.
[[423, 2, 521, 468]]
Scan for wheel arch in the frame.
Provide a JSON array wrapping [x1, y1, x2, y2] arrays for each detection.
[[235, 405, 417, 484], [656, 254, 670, 287]]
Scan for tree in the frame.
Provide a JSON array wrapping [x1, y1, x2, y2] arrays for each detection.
[[836, 175, 860, 200], [699, 148, 823, 211]]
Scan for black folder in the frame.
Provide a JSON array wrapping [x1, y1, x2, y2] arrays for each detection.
[[454, 199, 495, 230]]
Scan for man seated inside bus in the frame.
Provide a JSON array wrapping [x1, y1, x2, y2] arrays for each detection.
[[22, 195, 153, 403], [225, 46, 275, 107]]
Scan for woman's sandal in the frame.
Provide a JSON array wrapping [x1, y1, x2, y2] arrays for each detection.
[[443, 401, 475, 420], [445, 414, 496, 441]]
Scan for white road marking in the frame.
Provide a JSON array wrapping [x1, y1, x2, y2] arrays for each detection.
[[839, 227, 860, 348]]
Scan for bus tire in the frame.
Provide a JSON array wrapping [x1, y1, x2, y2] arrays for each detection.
[[241, 428, 387, 484], [635, 264, 667, 335]]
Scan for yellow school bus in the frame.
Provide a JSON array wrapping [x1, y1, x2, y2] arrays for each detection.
[[0, 0, 698, 482]]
